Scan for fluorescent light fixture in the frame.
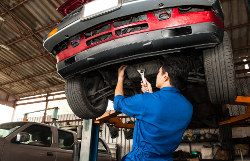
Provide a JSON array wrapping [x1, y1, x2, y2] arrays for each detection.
[[243, 59, 247, 62], [0, 45, 10, 51]]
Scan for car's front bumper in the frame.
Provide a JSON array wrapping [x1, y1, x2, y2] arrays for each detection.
[[57, 22, 224, 79], [43, 0, 223, 53]]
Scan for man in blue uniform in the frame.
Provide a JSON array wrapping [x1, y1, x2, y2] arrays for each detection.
[[114, 57, 193, 161]]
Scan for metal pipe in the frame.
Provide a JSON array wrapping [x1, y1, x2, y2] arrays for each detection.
[[77, 126, 83, 140], [42, 92, 49, 123], [11, 101, 17, 121]]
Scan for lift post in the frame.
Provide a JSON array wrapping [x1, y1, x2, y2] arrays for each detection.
[[75, 110, 134, 161], [79, 119, 99, 161]]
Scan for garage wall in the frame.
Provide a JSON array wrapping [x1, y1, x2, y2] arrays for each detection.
[[223, 0, 250, 97], [223, 0, 250, 59]]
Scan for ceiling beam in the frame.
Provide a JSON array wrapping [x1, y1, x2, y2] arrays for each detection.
[[0, 54, 52, 72], [0, 23, 57, 49], [0, 98, 14, 106], [0, 87, 19, 100], [0, 71, 57, 87], [16, 83, 65, 97], [0, 61, 46, 96], [0, 0, 29, 16], [51, 0, 61, 8], [0, 67, 35, 93], [2, 19, 56, 64], [0, 3, 56, 65]]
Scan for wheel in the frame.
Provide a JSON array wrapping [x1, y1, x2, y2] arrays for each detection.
[[203, 31, 237, 104], [65, 75, 109, 119]]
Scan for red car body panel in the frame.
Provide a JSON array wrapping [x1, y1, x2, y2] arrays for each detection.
[[56, 8, 223, 63]]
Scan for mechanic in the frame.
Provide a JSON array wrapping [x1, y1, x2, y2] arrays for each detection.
[[114, 57, 193, 161]]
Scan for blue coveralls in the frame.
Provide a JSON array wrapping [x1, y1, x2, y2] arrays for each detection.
[[114, 87, 193, 161]]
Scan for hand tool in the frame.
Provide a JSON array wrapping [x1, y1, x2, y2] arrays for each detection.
[[137, 65, 146, 85]]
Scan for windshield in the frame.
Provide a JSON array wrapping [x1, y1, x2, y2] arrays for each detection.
[[0, 122, 27, 138]]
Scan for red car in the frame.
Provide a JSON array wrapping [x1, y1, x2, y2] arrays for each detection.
[[43, 0, 236, 119]]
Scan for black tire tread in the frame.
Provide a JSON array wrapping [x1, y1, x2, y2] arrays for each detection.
[[65, 76, 108, 119], [203, 31, 237, 104]]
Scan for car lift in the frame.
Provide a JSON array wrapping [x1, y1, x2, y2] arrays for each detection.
[[75, 110, 134, 161], [219, 93, 250, 125]]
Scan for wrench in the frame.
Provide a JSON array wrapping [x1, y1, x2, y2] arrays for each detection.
[[137, 65, 146, 85]]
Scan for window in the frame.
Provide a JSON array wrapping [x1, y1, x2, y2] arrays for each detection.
[[13, 124, 52, 147], [0, 122, 26, 138], [58, 130, 74, 150], [98, 139, 108, 152]]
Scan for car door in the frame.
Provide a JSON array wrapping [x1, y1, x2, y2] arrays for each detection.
[[97, 138, 112, 161], [55, 129, 74, 161], [1, 124, 56, 161]]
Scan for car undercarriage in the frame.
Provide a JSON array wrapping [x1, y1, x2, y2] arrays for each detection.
[[43, 0, 237, 119]]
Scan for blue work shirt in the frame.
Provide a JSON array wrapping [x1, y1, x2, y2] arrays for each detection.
[[114, 87, 193, 161]]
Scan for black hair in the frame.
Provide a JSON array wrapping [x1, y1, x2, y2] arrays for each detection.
[[161, 56, 189, 89]]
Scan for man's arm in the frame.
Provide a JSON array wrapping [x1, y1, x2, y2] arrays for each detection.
[[114, 65, 146, 119], [115, 65, 127, 96]]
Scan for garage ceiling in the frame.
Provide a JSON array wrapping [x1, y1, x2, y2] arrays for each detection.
[[0, 0, 250, 107], [0, 0, 68, 104]]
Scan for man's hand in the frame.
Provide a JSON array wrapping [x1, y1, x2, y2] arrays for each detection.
[[115, 65, 127, 97], [118, 65, 127, 80], [141, 78, 153, 93]]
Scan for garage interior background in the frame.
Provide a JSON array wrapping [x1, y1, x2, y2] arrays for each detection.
[[0, 0, 250, 160]]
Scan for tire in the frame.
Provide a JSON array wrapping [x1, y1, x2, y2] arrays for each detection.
[[65, 76, 108, 119], [203, 31, 237, 104]]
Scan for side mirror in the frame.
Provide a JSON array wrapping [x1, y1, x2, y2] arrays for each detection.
[[16, 132, 30, 142]]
